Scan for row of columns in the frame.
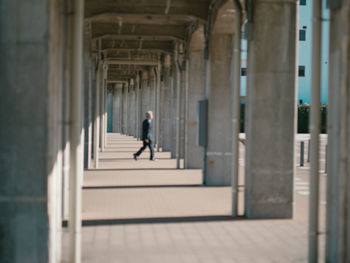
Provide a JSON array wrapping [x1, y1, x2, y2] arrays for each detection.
[[113, 0, 297, 219], [1, 0, 349, 262], [83, 1, 350, 261], [82, 2, 350, 262]]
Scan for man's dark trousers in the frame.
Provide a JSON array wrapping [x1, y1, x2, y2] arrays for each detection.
[[135, 139, 154, 160], [135, 118, 154, 160]]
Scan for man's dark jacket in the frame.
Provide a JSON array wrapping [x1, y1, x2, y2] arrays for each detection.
[[141, 119, 153, 141]]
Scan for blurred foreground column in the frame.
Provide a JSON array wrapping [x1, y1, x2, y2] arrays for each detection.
[[326, 1, 350, 262]]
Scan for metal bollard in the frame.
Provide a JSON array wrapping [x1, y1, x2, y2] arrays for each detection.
[[307, 139, 311, 162], [300, 141, 304, 167]]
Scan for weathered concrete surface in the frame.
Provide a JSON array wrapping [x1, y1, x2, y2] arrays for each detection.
[[0, 0, 64, 262], [245, 1, 297, 218], [186, 51, 205, 169], [206, 34, 233, 185], [180, 67, 186, 159], [326, 2, 350, 262], [170, 67, 178, 158], [159, 68, 172, 151]]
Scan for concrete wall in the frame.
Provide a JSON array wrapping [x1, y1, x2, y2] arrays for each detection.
[[206, 34, 233, 185], [326, 1, 350, 261], [245, 0, 297, 218]]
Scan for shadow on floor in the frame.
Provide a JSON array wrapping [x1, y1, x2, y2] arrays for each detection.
[[62, 215, 291, 227], [81, 184, 230, 190]]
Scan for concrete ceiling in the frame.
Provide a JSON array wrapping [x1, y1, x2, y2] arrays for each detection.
[[85, 0, 211, 81], [84, 0, 245, 82]]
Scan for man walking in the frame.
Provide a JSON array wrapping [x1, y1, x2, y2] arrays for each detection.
[[133, 111, 156, 161]]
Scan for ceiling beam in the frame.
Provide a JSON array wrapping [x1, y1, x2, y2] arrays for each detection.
[[98, 38, 173, 51], [93, 34, 182, 42], [100, 48, 171, 54], [106, 59, 159, 66], [85, 13, 206, 25]]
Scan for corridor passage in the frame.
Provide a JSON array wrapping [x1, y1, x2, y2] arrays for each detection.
[[70, 133, 318, 263]]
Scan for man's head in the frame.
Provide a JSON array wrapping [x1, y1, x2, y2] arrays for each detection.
[[146, 111, 153, 120]]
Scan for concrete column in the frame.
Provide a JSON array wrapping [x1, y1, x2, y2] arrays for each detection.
[[170, 66, 177, 158], [133, 84, 136, 136], [206, 34, 233, 185], [67, 1, 84, 261], [99, 78, 103, 147], [90, 58, 96, 168], [100, 66, 107, 151], [134, 76, 140, 139], [141, 71, 149, 124], [83, 48, 92, 168], [128, 83, 135, 136], [122, 84, 129, 134], [245, 0, 297, 218], [160, 65, 172, 151], [155, 63, 161, 151], [87, 57, 93, 168], [0, 1, 66, 262], [119, 84, 124, 133], [180, 65, 186, 160], [326, 1, 350, 262], [127, 85, 132, 135], [186, 50, 205, 168], [112, 84, 122, 133], [149, 70, 156, 120], [93, 63, 102, 168], [104, 82, 108, 147], [62, 12, 73, 223], [106, 86, 113, 134]]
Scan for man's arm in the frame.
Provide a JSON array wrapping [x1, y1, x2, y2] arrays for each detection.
[[143, 120, 150, 142], [146, 121, 152, 141]]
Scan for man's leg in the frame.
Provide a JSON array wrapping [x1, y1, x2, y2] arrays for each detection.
[[148, 141, 155, 160], [135, 141, 147, 156]]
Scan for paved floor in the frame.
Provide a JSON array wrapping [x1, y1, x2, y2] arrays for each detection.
[[63, 133, 328, 263]]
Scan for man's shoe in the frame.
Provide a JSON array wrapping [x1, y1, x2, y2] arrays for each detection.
[[133, 154, 138, 160], [150, 158, 158, 161]]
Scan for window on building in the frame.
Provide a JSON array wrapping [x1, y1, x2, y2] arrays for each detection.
[[241, 68, 247, 76], [299, 66, 305, 77], [299, 29, 306, 41], [300, 0, 306, 5]]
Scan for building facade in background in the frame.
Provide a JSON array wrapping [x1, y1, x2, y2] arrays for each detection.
[[241, 0, 330, 104]]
